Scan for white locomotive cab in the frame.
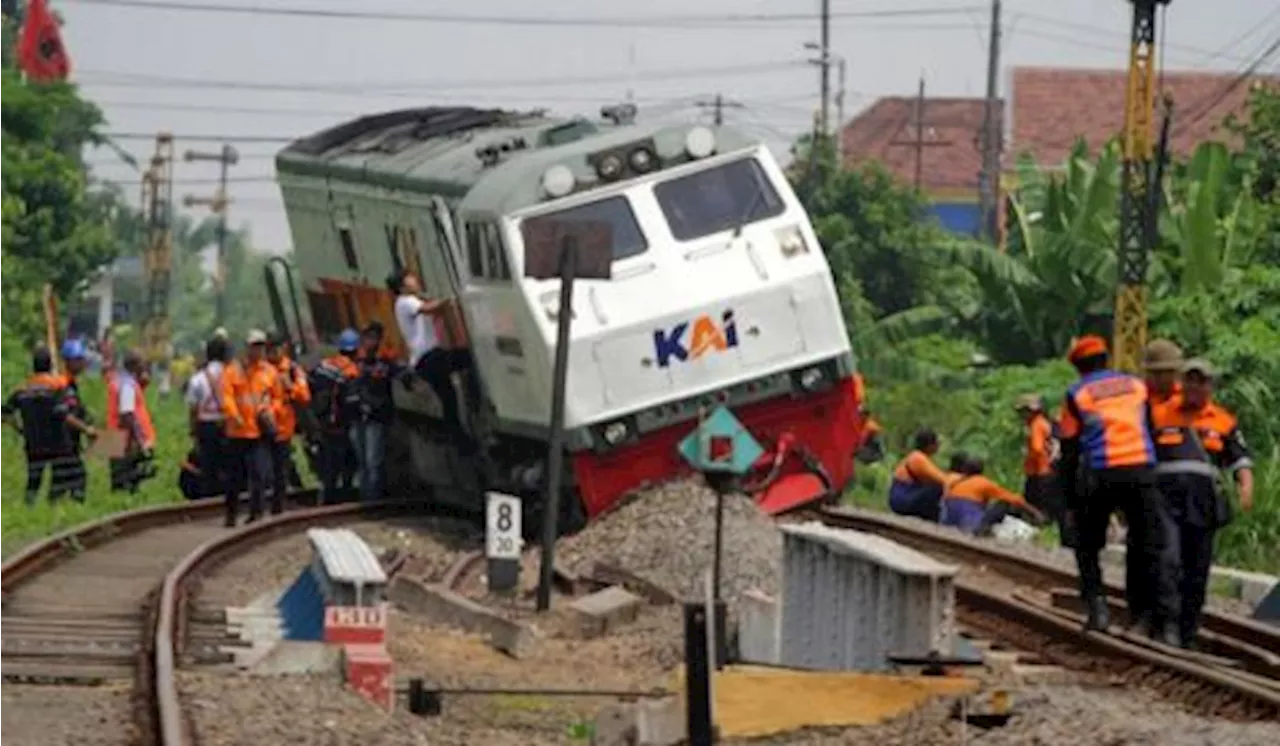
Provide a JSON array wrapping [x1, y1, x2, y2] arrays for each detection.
[[491, 144, 852, 434]]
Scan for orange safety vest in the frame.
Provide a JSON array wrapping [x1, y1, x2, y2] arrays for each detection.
[[1058, 370, 1155, 470], [1023, 413, 1054, 477], [221, 359, 279, 440], [272, 356, 312, 442], [107, 371, 156, 449]]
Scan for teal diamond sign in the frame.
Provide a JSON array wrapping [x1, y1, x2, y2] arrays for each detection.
[[677, 406, 764, 475]]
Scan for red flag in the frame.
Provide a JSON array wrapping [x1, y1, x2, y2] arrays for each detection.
[[17, 0, 71, 83]]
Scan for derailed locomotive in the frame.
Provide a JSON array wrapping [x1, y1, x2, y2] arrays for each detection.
[[274, 106, 865, 531]]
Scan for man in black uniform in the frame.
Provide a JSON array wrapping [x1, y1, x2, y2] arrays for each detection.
[[1151, 359, 1255, 648], [308, 329, 360, 504], [2, 346, 96, 505], [57, 338, 96, 501]]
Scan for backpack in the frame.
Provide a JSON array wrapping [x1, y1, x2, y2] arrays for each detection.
[[308, 360, 349, 429]]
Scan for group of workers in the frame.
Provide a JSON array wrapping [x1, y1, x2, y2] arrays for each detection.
[[887, 336, 1254, 649], [3, 340, 161, 503]]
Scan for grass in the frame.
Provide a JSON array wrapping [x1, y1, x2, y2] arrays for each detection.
[[1, 371, 190, 558]]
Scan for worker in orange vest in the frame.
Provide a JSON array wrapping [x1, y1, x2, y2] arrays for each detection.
[[940, 455, 1044, 535], [1151, 359, 1254, 648], [887, 428, 948, 521], [107, 350, 158, 493], [266, 333, 311, 504], [220, 330, 280, 526], [1057, 335, 1177, 641], [3, 346, 96, 504]]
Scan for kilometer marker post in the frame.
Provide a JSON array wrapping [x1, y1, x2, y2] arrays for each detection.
[[523, 218, 614, 613]]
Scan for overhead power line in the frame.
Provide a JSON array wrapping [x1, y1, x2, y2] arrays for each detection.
[[1015, 11, 1258, 65], [63, 0, 984, 28], [1171, 34, 1280, 138], [77, 60, 809, 95]]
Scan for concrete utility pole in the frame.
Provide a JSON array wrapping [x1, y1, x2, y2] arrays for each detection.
[[915, 76, 926, 190], [140, 133, 175, 366], [818, 0, 832, 139], [695, 93, 744, 126], [835, 56, 848, 164], [183, 144, 239, 328], [977, 0, 1003, 243]]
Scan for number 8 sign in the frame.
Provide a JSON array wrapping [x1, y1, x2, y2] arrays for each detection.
[[486, 492, 522, 560]]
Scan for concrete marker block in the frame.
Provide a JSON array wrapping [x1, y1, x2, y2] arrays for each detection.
[[388, 576, 536, 659], [570, 586, 644, 639], [635, 697, 686, 746], [342, 643, 394, 713], [983, 650, 1023, 677]]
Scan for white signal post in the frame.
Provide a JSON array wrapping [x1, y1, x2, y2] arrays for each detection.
[[486, 492, 523, 593]]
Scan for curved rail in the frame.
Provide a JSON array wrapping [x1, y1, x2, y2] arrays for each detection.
[[814, 506, 1280, 652], [153, 499, 481, 746], [812, 505, 1280, 719], [2, 497, 228, 593]]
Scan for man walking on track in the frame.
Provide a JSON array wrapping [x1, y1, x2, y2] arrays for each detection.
[[1056, 335, 1179, 643]]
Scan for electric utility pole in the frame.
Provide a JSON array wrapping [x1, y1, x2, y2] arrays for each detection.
[[915, 76, 926, 190], [695, 93, 744, 126], [977, 0, 1003, 243], [818, 0, 832, 139], [183, 144, 239, 328], [835, 56, 848, 163]]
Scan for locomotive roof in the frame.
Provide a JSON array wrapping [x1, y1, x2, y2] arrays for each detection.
[[276, 105, 764, 215], [275, 106, 573, 197]]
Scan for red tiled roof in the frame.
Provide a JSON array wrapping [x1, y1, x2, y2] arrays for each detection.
[[839, 96, 999, 193], [1010, 66, 1276, 167], [838, 66, 1276, 193]]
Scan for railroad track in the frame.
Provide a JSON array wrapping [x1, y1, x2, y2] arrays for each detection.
[[0, 494, 481, 746], [809, 505, 1280, 721]]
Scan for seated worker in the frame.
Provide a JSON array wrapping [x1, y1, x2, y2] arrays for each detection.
[[941, 456, 1045, 536], [888, 428, 948, 521], [178, 447, 222, 500], [855, 410, 885, 464]]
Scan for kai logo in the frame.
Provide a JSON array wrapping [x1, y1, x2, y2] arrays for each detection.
[[653, 310, 739, 368]]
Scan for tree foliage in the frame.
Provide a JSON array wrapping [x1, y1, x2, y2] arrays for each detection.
[[796, 83, 1280, 572]]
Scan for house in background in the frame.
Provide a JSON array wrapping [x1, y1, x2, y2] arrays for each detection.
[[839, 66, 1274, 239], [66, 256, 145, 341], [839, 96, 996, 235]]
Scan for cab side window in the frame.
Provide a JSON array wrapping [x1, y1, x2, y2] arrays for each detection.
[[464, 219, 511, 283]]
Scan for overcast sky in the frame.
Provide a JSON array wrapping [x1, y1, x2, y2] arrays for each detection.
[[62, 0, 1280, 253]]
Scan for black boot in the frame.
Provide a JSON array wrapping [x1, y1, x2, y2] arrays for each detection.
[[1084, 595, 1111, 632], [1151, 620, 1180, 647]]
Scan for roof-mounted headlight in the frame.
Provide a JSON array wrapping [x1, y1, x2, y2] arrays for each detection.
[[596, 153, 625, 181], [541, 165, 576, 198], [628, 146, 657, 174], [685, 126, 716, 159]]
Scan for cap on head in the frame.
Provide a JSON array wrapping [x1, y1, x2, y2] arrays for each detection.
[[246, 329, 268, 346], [336, 329, 360, 352], [213, 327, 229, 341], [60, 338, 87, 361], [1015, 393, 1044, 412], [1143, 338, 1184, 372], [1067, 335, 1108, 363], [1182, 358, 1215, 379]]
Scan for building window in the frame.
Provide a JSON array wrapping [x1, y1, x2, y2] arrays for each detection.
[[482, 223, 511, 280], [465, 222, 484, 278]]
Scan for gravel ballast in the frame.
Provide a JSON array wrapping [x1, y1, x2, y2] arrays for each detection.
[[557, 479, 782, 608], [197, 516, 479, 607]]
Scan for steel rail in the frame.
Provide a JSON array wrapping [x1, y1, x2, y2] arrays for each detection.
[[153, 498, 481, 746], [812, 506, 1280, 720], [813, 506, 1280, 652]]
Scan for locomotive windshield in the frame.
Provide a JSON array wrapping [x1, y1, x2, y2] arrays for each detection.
[[521, 195, 649, 262], [653, 158, 785, 242]]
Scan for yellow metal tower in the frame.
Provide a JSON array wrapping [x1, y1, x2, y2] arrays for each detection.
[[140, 133, 175, 365], [1112, 0, 1169, 373]]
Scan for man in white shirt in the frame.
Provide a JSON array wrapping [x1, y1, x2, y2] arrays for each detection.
[[389, 269, 482, 448], [185, 336, 230, 498]]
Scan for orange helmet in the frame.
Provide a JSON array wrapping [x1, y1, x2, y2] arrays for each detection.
[[1067, 335, 1108, 363]]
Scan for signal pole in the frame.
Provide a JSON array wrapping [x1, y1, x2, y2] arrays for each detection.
[[977, 0, 1003, 243], [140, 133, 176, 366], [183, 144, 239, 328], [695, 93, 744, 126]]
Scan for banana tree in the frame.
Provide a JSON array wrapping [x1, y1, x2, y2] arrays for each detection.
[[1160, 141, 1267, 292]]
